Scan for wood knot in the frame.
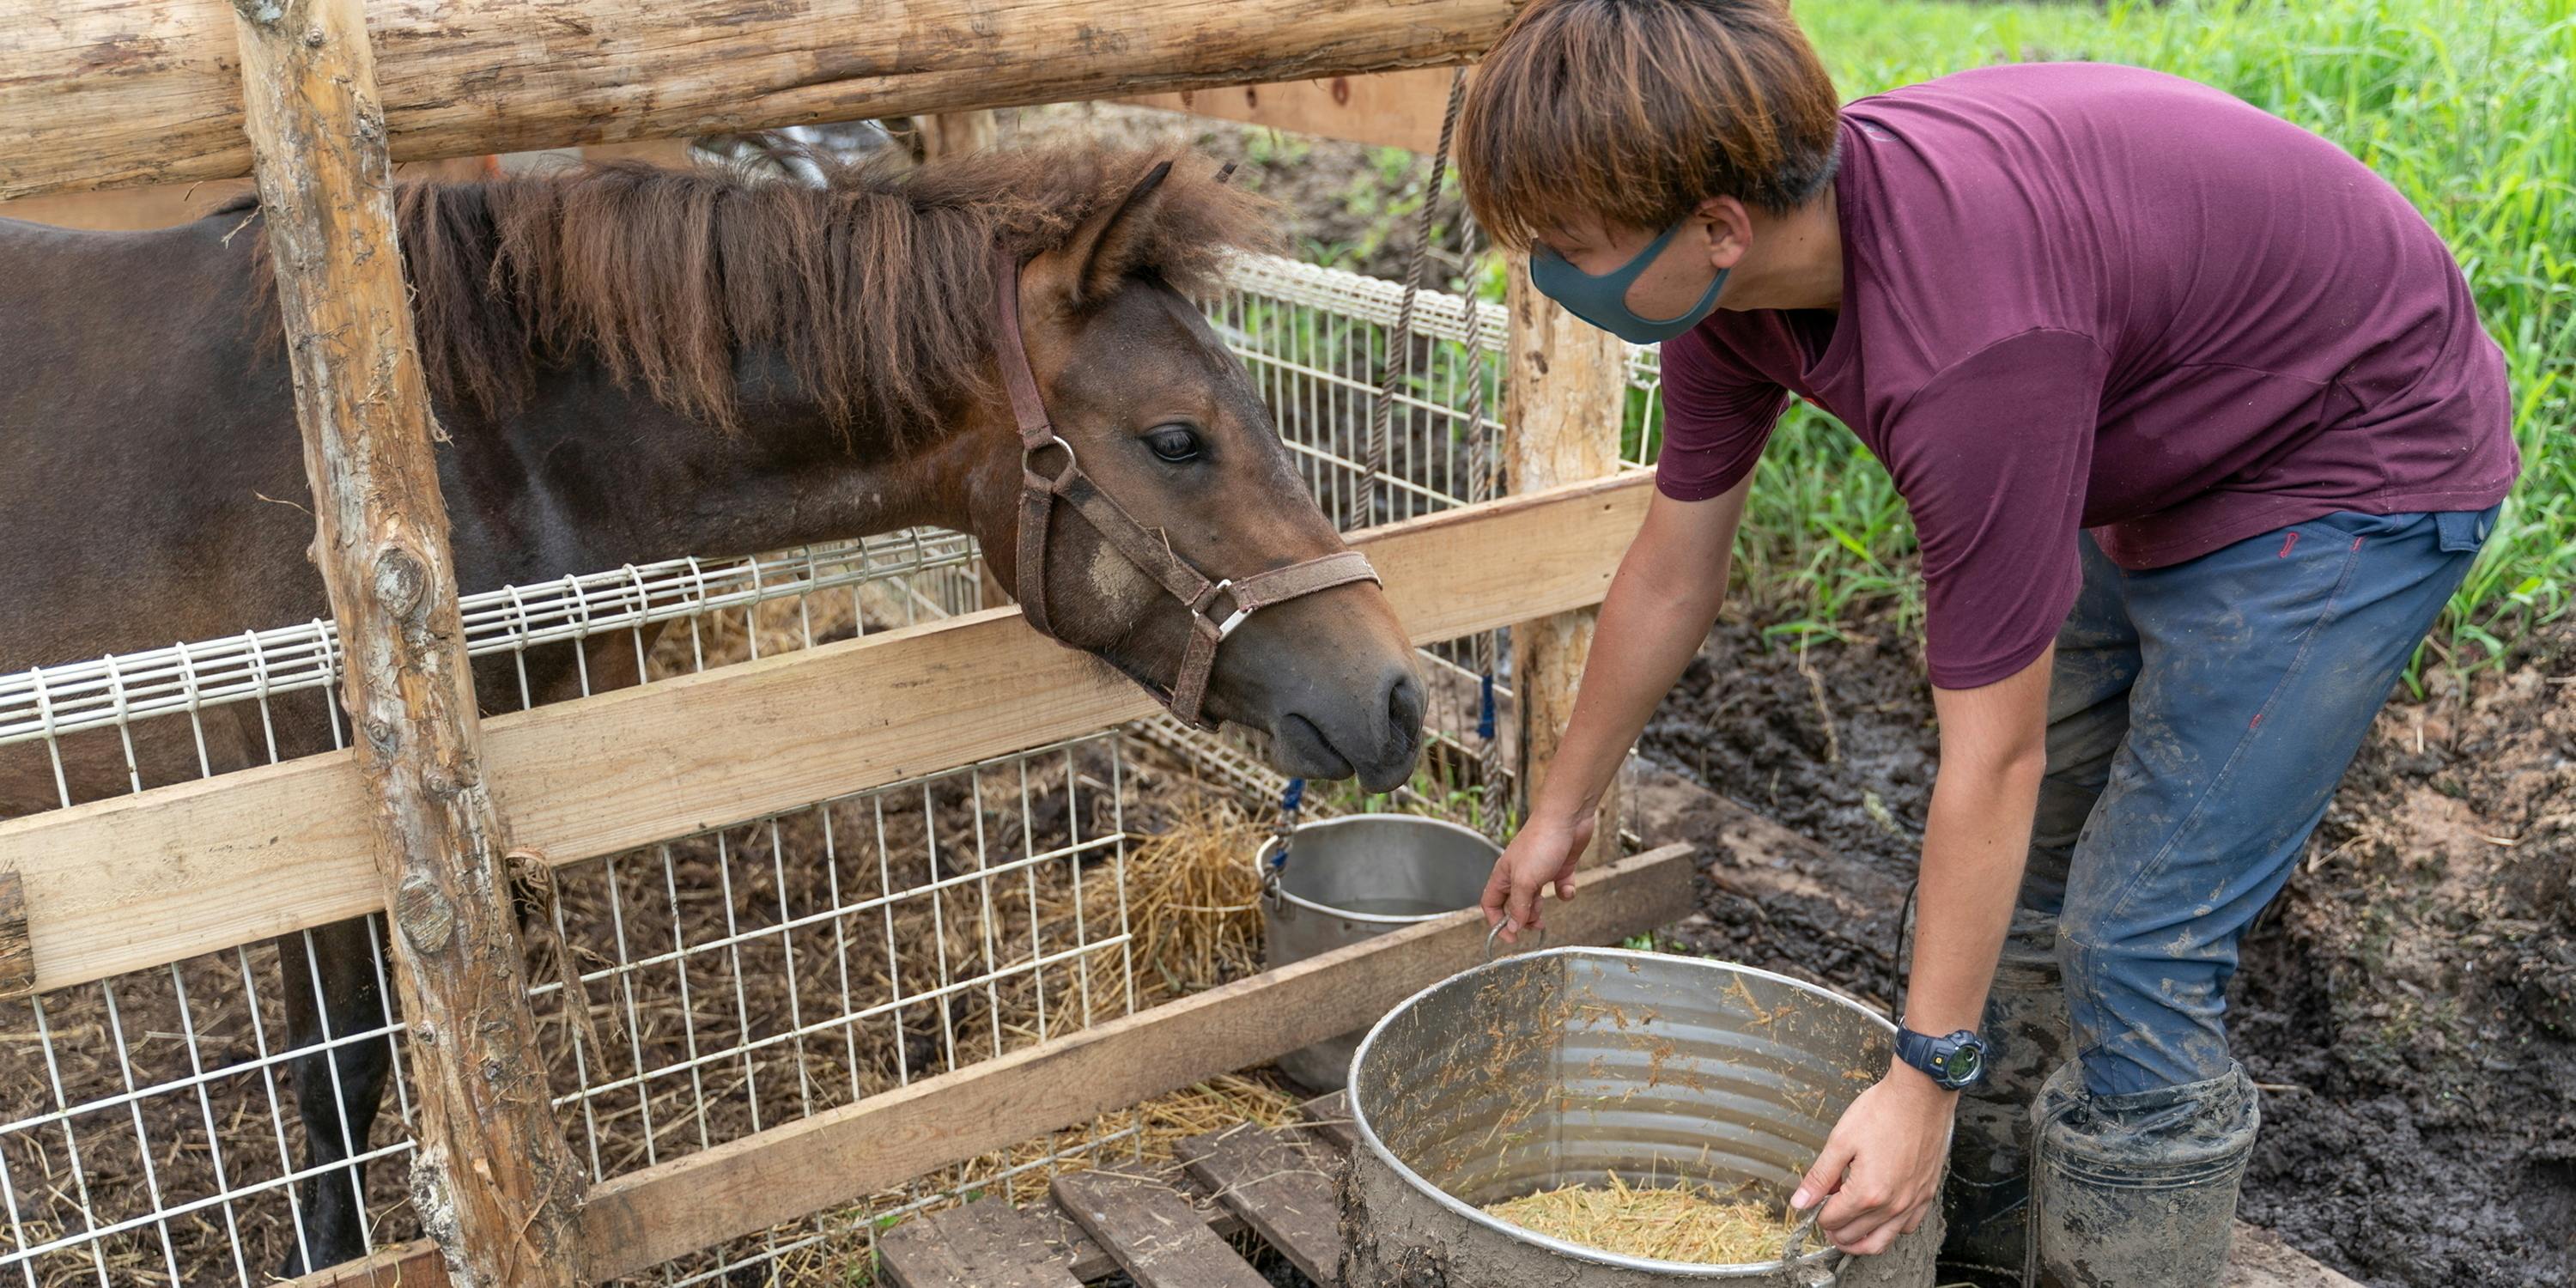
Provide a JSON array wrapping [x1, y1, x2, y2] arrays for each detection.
[[363, 717, 398, 756], [373, 547, 428, 619], [394, 877, 455, 953]]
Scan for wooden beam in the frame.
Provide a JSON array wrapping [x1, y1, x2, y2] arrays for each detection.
[[916, 111, 1001, 161], [1504, 255, 1634, 872], [0, 472, 1648, 997], [573, 841, 1694, 1279], [0, 158, 490, 232], [1120, 68, 1462, 153], [227, 0, 582, 1279], [1, 0, 1516, 201]]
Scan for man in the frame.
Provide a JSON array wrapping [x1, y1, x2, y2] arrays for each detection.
[[1456, 1, 2517, 1283]]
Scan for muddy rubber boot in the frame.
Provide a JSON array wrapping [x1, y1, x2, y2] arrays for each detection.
[[1941, 913, 2072, 1284], [2030, 1060, 2260, 1288]]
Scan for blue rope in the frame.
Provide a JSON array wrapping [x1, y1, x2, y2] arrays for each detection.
[[1269, 778, 1307, 872], [1477, 673, 1498, 740]]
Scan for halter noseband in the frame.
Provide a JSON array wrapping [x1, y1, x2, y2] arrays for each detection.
[[991, 245, 1381, 728]]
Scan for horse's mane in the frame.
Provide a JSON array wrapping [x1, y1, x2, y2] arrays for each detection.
[[240, 145, 1279, 442]]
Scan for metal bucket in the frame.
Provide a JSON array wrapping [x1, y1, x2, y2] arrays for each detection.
[[1256, 813, 1500, 1091], [1342, 947, 1941, 1287]]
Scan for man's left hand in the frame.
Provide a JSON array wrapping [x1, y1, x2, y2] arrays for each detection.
[[1789, 1066, 1956, 1255]]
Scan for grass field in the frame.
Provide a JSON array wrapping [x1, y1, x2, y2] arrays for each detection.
[[1712, 0, 2574, 671]]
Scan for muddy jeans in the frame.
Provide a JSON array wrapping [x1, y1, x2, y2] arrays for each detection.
[[2020, 507, 2494, 1097]]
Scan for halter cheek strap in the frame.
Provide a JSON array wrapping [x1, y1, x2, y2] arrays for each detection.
[[990, 245, 1379, 728]]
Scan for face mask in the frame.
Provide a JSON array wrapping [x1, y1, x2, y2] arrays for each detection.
[[1529, 215, 1728, 344]]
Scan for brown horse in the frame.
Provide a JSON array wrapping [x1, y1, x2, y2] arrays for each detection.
[[0, 147, 1424, 1273]]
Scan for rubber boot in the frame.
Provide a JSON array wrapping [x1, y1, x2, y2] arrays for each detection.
[[1941, 911, 2072, 1284], [2030, 1060, 2260, 1288]]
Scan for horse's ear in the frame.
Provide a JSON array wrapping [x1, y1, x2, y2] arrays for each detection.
[[1066, 160, 1175, 307]]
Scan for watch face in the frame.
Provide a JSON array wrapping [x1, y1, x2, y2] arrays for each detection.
[[1946, 1044, 1982, 1084]]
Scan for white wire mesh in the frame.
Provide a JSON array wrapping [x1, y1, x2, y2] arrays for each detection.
[[0, 252, 1651, 1285]]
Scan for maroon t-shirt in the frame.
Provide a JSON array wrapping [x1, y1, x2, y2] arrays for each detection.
[[1660, 63, 2518, 689]]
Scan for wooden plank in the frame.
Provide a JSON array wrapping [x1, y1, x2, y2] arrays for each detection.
[[228, 0, 582, 1279], [879, 1198, 1083, 1288], [1051, 1170, 1269, 1288], [1504, 254, 1634, 874], [0, 471, 1650, 995], [1028, 1177, 1249, 1283], [0, 871, 28, 998], [2, 0, 1518, 201], [1297, 1091, 1358, 1156], [1120, 67, 1462, 153], [284, 1245, 447, 1288], [0, 157, 485, 231], [1177, 1127, 1344, 1285], [572, 842, 1692, 1280]]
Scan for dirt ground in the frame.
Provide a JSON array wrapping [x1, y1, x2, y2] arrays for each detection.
[[1639, 612, 2576, 1288]]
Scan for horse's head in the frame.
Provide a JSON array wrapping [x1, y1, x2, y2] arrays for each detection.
[[965, 160, 1425, 792]]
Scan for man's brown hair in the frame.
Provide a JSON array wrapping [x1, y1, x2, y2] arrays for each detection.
[[1457, 0, 1841, 250]]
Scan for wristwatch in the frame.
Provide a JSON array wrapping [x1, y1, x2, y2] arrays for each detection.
[[1894, 1026, 1988, 1091]]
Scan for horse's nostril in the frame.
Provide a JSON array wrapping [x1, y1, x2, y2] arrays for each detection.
[[1386, 671, 1423, 732]]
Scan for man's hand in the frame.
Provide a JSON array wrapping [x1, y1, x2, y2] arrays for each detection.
[[1479, 811, 1596, 940], [1790, 1066, 1956, 1255]]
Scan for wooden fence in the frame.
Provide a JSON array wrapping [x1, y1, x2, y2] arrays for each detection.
[[0, 9, 1700, 1285]]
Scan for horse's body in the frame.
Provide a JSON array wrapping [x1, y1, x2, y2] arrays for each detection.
[[0, 149, 1423, 1273]]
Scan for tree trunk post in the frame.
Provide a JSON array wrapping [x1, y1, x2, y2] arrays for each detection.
[[1504, 254, 1630, 869], [225, 0, 585, 1283]]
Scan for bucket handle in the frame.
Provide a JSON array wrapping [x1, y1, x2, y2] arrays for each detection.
[[1484, 919, 1548, 961], [1777, 1203, 1848, 1288]]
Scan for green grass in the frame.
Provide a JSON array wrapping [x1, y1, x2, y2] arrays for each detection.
[[1706, 0, 2576, 665]]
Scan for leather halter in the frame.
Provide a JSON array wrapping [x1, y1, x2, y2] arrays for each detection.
[[991, 246, 1381, 728]]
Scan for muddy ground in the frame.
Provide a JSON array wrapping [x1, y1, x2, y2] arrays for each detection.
[[1639, 612, 2576, 1288]]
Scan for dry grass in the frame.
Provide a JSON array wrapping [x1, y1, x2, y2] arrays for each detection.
[[1481, 1173, 1790, 1267]]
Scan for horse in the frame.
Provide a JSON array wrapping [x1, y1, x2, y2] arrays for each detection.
[[0, 146, 1425, 1273]]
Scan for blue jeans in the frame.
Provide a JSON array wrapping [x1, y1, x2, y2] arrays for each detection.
[[2023, 507, 2494, 1097]]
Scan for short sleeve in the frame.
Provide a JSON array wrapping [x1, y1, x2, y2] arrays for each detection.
[[1656, 326, 1791, 501], [1880, 330, 2110, 690]]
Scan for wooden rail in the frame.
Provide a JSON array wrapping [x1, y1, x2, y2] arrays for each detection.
[[0, 473, 1649, 997], [291, 842, 1697, 1288], [0, 0, 1518, 201], [1119, 68, 1463, 153]]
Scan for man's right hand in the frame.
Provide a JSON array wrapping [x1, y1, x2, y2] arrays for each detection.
[[1479, 811, 1596, 940]]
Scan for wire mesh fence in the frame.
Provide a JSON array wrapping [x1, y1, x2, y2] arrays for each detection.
[[0, 252, 1654, 1285]]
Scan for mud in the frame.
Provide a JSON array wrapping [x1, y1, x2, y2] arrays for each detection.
[[1640, 613, 2576, 1288]]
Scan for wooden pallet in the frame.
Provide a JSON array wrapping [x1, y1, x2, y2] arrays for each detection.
[[878, 1096, 1353, 1288]]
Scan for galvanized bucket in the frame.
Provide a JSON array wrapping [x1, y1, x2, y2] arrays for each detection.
[[1342, 947, 1942, 1287], [1255, 813, 1500, 1091]]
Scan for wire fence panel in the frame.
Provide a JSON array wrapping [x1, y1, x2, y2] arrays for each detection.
[[0, 253, 1653, 1285]]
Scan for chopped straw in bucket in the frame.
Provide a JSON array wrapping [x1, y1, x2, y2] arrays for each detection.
[[1482, 1172, 1792, 1265]]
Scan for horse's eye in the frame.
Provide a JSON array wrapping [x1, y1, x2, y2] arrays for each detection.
[[1145, 426, 1202, 463]]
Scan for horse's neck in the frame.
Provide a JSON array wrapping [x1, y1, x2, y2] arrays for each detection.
[[451, 363, 987, 583]]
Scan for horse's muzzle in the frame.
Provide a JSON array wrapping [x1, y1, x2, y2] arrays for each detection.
[[1270, 662, 1422, 794]]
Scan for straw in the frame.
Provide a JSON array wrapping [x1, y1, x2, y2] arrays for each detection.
[[1482, 1172, 1790, 1266]]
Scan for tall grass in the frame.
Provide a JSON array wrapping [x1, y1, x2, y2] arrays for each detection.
[[1727, 0, 2575, 662]]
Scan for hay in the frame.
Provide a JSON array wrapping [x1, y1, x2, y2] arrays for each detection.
[[1481, 1172, 1791, 1266]]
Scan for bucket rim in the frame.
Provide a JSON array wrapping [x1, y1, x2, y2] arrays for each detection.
[[1253, 811, 1501, 925], [1346, 945, 1893, 1279]]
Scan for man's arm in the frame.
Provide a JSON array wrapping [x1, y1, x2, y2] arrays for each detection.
[[1793, 647, 2053, 1255], [1480, 473, 1753, 934]]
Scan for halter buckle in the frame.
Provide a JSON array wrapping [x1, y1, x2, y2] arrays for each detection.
[[1210, 580, 1255, 641]]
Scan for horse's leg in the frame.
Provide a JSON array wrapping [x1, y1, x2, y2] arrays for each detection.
[[276, 916, 393, 1276]]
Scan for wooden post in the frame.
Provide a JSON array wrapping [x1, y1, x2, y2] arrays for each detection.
[[225, 0, 584, 1284], [919, 109, 1001, 161], [1504, 254, 1630, 868]]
